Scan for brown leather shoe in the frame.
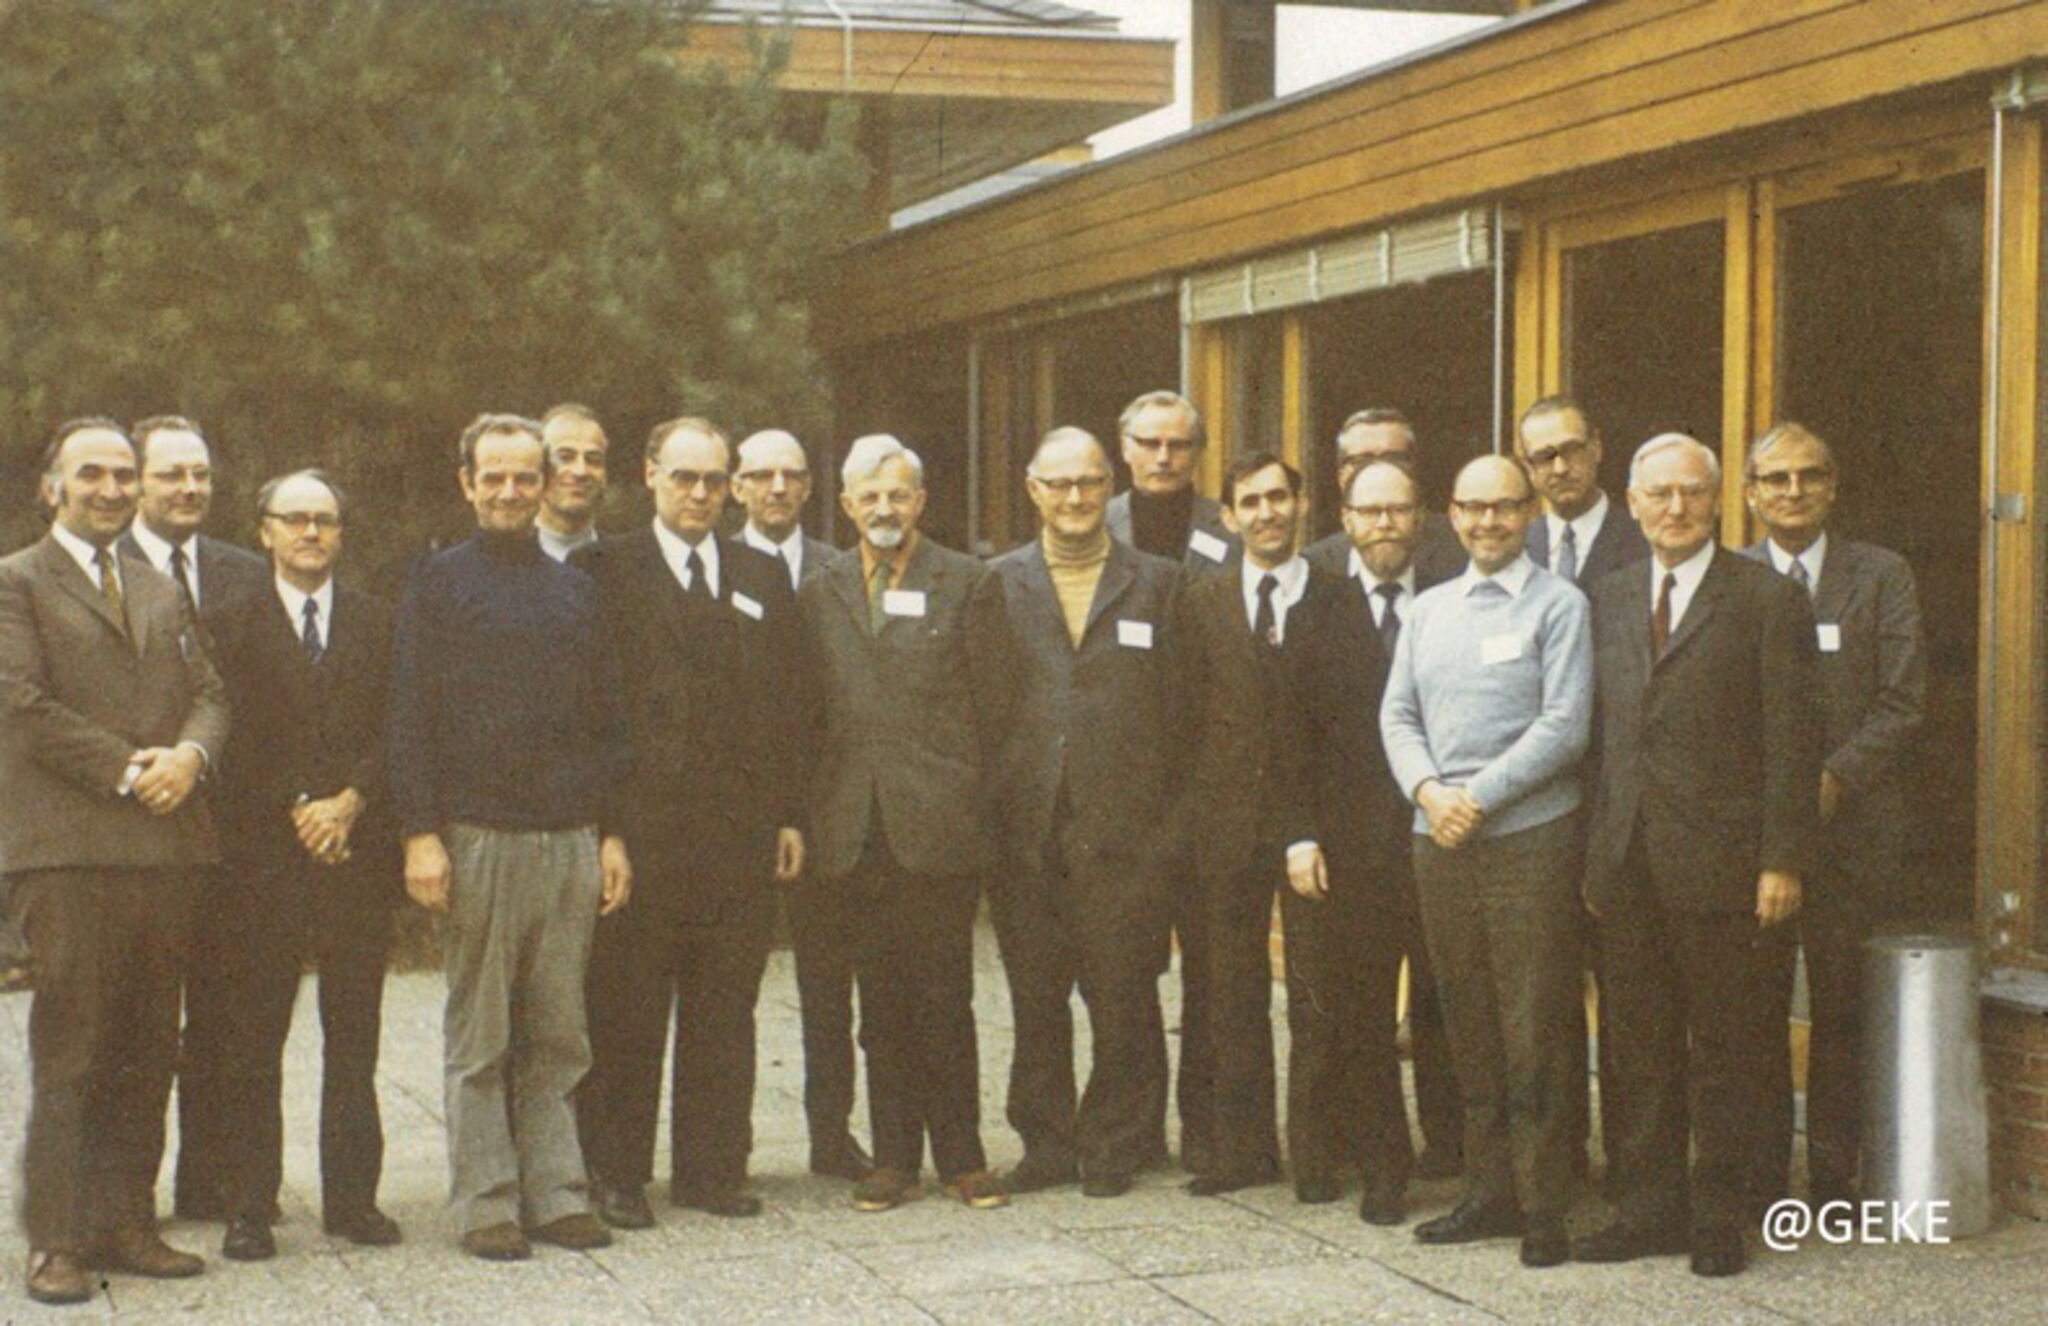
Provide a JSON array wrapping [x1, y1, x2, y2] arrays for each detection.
[[941, 1168, 1010, 1210], [25, 1249, 91, 1305], [94, 1226, 203, 1278], [460, 1221, 532, 1262], [851, 1167, 919, 1213], [527, 1212, 612, 1250]]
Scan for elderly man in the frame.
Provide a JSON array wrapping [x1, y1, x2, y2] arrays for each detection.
[[206, 470, 402, 1261], [1302, 409, 1463, 584], [1107, 390, 1235, 570], [1, 418, 226, 1304], [1287, 458, 1462, 1224], [983, 426, 1183, 1199], [1516, 396, 1649, 585], [388, 413, 632, 1261], [574, 418, 806, 1225], [535, 404, 609, 562], [1175, 451, 1336, 1195], [799, 435, 1008, 1214], [1740, 422, 1924, 1209], [1575, 433, 1820, 1278], [1380, 455, 1592, 1269], [735, 428, 867, 1180]]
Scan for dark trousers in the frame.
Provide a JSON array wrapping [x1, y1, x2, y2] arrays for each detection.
[[1189, 863, 1282, 1181], [1168, 870, 1211, 1169], [13, 867, 197, 1247], [991, 829, 1169, 1180], [1597, 837, 1786, 1235], [1754, 880, 1867, 1201], [1414, 815, 1583, 1220], [786, 878, 861, 1152], [173, 869, 235, 1217], [843, 840, 987, 1179], [1280, 864, 1457, 1187], [579, 881, 775, 1197], [215, 857, 393, 1222]]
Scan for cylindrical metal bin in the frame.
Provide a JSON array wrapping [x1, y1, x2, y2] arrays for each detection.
[[1861, 932, 1992, 1239]]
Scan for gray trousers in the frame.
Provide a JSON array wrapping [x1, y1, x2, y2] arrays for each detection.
[[443, 825, 600, 1233]]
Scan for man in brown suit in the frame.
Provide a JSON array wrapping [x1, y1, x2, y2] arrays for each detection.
[[0, 418, 229, 1305]]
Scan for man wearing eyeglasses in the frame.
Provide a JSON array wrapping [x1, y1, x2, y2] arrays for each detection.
[[1738, 422, 1924, 1215], [1575, 433, 1820, 1278], [1379, 455, 1592, 1269], [535, 404, 609, 563], [1514, 397, 1649, 585], [1107, 390, 1237, 570], [982, 427, 1184, 1200], [1302, 409, 1463, 585], [573, 417, 805, 1227], [203, 471, 402, 1261]]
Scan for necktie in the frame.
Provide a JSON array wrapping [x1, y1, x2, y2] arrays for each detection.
[[168, 543, 196, 611], [301, 596, 325, 665], [94, 546, 125, 629], [685, 547, 712, 601], [868, 559, 892, 634], [1651, 571, 1676, 657], [1555, 524, 1578, 583], [1788, 556, 1813, 599], [1374, 582, 1402, 656], [1253, 572, 1279, 646]]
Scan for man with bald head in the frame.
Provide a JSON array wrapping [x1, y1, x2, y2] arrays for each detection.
[[536, 404, 608, 562], [1302, 409, 1463, 584], [1575, 434, 1820, 1278], [983, 426, 1183, 1198], [735, 430, 838, 591], [1380, 455, 1591, 1268]]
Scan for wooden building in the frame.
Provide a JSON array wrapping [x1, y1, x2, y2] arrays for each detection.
[[815, 0, 2048, 1217]]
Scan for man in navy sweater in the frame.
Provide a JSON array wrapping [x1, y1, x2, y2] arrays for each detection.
[[387, 414, 632, 1262]]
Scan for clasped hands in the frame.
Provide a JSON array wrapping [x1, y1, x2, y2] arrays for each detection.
[[129, 744, 204, 816], [293, 788, 364, 865], [1416, 778, 1483, 849]]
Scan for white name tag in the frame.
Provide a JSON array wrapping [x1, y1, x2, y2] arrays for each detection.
[[1188, 529, 1229, 563], [730, 591, 764, 621], [1817, 623, 1841, 653], [1481, 633, 1524, 666], [1117, 619, 1154, 649], [883, 589, 927, 618]]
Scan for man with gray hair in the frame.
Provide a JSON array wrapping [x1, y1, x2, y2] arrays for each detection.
[[1575, 432, 1820, 1278], [1108, 390, 1235, 569], [535, 404, 608, 562], [798, 435, 1008, 1214]]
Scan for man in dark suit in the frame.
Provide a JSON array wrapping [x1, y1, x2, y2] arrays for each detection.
[[205, 470, 402, 1261], [1517, 396, 1650, 585], [1301, 409, 1463, 585], [1288, 459, 1461, 1224], [733, 427, 867, 1181], [1575, 433, 1821, 1278], [799, 435, 1008, 1214], [983, 427, 1183, 1199], [1739, 421, 1924, 1208], [1106, 390, 1236, 571], [114, 416, 271, 1225], [1175, 451, 1337, 1195], [1, 418, 227, 1304], [575, 417, 805, 1226]]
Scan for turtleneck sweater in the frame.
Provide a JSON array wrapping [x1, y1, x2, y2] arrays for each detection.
[[1128, 487, 1195, 560], [1044, 529, 1110, 647]]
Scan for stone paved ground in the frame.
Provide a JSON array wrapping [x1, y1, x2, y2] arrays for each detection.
[[2, 919, 2046, 1323]]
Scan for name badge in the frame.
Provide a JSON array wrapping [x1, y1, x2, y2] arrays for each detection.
[[1481, 633, 1524, 666], [1188, 529, 1229, 564], [730, 591, 764, 621], [883, 589, 927, 618], [1817, 623, 1841, 653], [1117, 620, 1154, 649]]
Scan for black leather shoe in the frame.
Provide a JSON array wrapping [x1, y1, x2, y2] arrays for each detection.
[[673, 1187, 763, 1218], [1080, 1171, 1133, 1199], [222, 1215, 276, 1262], [1413, 1200, 1523, 1245], [1294, 1175, 1342, 1205], [594, 1184, 655, 1231], [809, 1136, 875, 1181], [1689, 1227, 1745, 1277], [323, 1207, 403, 1247], [1571, 1218, 1690, 1263], [1520, 1217, 1569, 1268], [1358, 1178, 1405, 1227], [1005, 1154, 1079, 1194]]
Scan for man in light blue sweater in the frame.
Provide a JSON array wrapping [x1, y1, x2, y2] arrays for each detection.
[[1380, 454, 1592, 1270]]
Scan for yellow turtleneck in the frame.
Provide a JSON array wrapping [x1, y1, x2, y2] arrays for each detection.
[[1044, 529, 1110, 647]]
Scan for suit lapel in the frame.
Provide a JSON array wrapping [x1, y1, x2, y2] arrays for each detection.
[[881, 539, 936, 639], [1655, 549, 1724, 669], [1016, 543, 1072, 652], [1813, 541, 1856, 623], [1082, 541, 1138, 642], [42, 537, 131, 643]]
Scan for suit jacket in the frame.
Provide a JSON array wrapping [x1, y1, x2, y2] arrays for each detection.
[[796, 535, 842, 587], [982, 538, 1184, 873], [1738, 537, 1926, 890], [1303, 512, 1465, 586], [576, 531, 802, 899], [116, 529, 270, 643], [1106, 489, 1238, 572], [209, 577, 399, 896], [1583, 546, 1823, 914], [1525, 498, 1651, 586], [0, 534, 228, 874], [1175, 563, 1333, 885], [800, 536, 1004, 881]]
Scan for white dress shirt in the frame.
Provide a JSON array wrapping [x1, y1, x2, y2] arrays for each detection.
[[127, 520, 200, 609], [1764, 531, 1827, 590], [653, 519, 720, 598], [1543, 491, 1613, 583], [743, 523, 805, 590], [50, 521, 120, 593], [1239, 553, 1309, 644], [275, 575, 336, 653], [1348, 547, 1417, 629], [1651, 539, 1717, 633], [537, 523, 598, 564]]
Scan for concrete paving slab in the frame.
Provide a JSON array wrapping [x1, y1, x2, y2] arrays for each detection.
[[923, 1278, 1216, 1324], [1158, 1259, 1501, 1325], [850, 1229, 1128, 1297]]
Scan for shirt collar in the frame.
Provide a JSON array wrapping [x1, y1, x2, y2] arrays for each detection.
[[1547, 490, 1611, 551], [275, 574, 334, 626], [743, 523, 802, 558], [1765, 530, 1827, 584], [50, 522, 112, 582], [1460, 551, 1535, 598], [858, 532, 918, 585], [536, 522, 597, 563], [1347, 546, 1415, 598], [126, 519, 192, 573], [651, 518, 720, 595], [1656, 538, 1718, 595], [1241, 552, 1307, 599]]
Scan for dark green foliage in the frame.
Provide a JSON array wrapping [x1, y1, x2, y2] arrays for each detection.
[[0, 0, 866, 565]]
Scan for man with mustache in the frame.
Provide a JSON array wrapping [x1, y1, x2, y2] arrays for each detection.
[[535, 404, 609, 563], [1302, 409, 1464, 587], [798, 435, 1008, 1214]]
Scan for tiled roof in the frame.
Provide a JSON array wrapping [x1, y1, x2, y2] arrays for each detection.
[[701, 0, 1114, 31]]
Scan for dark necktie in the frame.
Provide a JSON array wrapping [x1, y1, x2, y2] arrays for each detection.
[[1651, 571, 1676, 657], [1253, 572, 1279, 647], [168, 543, 196, 611], [1374, 581, 1402, 656], [301, 596, 325, 665], [685, 547, 712, 601], [1555, 524, 1578, 583], [1788, 556, 1813, 599], [94, 546, 125, 630], [867, 559, 892, 634]]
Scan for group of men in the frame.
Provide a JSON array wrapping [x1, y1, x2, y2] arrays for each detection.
[[0, 384, 1922, 1307]]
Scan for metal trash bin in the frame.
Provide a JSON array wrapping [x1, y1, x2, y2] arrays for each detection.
[[1861, 932, 1992, 1239]]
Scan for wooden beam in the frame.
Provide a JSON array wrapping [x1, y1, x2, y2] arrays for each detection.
[[1719, 180, 1755, 546], [1280, 311, 1309, 474]]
